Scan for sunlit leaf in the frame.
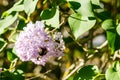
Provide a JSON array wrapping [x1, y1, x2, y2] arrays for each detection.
[[68, 13, 96, 39], [91, 0, 101, 9], [106, 61, 120, 80], [116, 23, 120, 35], [24, 0, 38, 16], [2, 0, 24, 17], [102, 19, 115, 30], [76, 0, 94, 16], [44, 8, 59, 28], [68, 0, 96, 39], [0, 12, 18, 35], [102, 19, 120, 53], [91, 0, 100, 6], [74, 65, 99, 80]]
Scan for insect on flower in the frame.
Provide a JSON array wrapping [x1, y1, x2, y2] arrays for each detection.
[[15, 21, 65, 66]]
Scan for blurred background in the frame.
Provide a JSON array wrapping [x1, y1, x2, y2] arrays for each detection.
[[0, 0, 120, 80]]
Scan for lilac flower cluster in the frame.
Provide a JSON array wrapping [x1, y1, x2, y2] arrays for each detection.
[[15, 21, 65, 66]]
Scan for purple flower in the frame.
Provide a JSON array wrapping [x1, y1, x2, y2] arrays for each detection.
[[15, 21, 65, 66]]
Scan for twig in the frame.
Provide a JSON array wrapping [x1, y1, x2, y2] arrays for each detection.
[[25, 73, 52, 80], [62, 59, 84, 80], [62, 63, 75, 79], [96, 40, 108, 49]]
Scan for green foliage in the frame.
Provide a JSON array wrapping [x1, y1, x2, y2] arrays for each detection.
[[40, 5, 56, 20], [116, 23, 120, 35], [7, 49, 17, 61], [68, 13, 96, 39], [69, 1, 81, 10], [2, 0, 24, 17], [102, 19, 120, 53], [17, 20, 26, 30], [0, 38, 7, 52], [68, 0, 96, 39], [73, 65, 99, 80], [0, 69, 24, 80], [24, 0, 38, 16], [0, 13, 18, 35], [44, 8, 59, 28], [95, 11, 111, 21], [105, 61, 120, 80], [0, 0, 120, 79]]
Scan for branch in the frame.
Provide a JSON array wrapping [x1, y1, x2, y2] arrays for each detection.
[[62, 59, 84, 80]]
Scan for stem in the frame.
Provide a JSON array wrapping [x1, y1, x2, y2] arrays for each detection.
[[62, 60, 84, 80], [18, 15, 27, 22]]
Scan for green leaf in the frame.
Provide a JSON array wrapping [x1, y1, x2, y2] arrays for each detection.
[[0, 12, 18, 35], [105, 61, 120, 80], [7, 49, 17, 61], [68, 0, 96, 39], [76, 0, 94, 17], [17, 19, 26, 30], [91, 0, 101, 9], [24, 0, 38, 16], [2, 0, 24, 17], [68, 13, 96, 39], [102, 19, 115, 30], [40, 6, 56, 20], [102, 19, 120, 52], [2, 5, 24, 17], [0, 38, 7, 52], [116, 14, 120, 20], [44, 8, 59, 28], [94, 74, 105, 80], [1, 69, 24, 80], [73, 65, 99, 80], [91, 0, 100, 6], [95, 11, 111, 21], [116, 23, 120, 35], [69, 1, 81, 10]]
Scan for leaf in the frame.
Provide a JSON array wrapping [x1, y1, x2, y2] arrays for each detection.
[[44, 8, 59, 28], [91, 0, 100, 6], [69, 1, 81, 10], [68, 0, 96, 39], [116, 14, 120, 20], [1, 69, 24, 80], [0, 12, 18, 35], [76, 0, 94, 17], [95, 11, 111, 21], [3, 5, 24, 17], [102, 19, 115, 30], [73, 65, 99, 80], [105, 61, 120, 80], [102, 19, 120, 52], [2, 0, 24, 17], [91, 0, 101, 9], [40, 6, 56, 20], [24, 0, 38, 16], [17, 19, 26, 30], [7, 49, 17, 61], [116, 23, 120, 35], [68, 13, 96, 39], [94, 74, 105, 80], [0, 38, 7, 52]]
